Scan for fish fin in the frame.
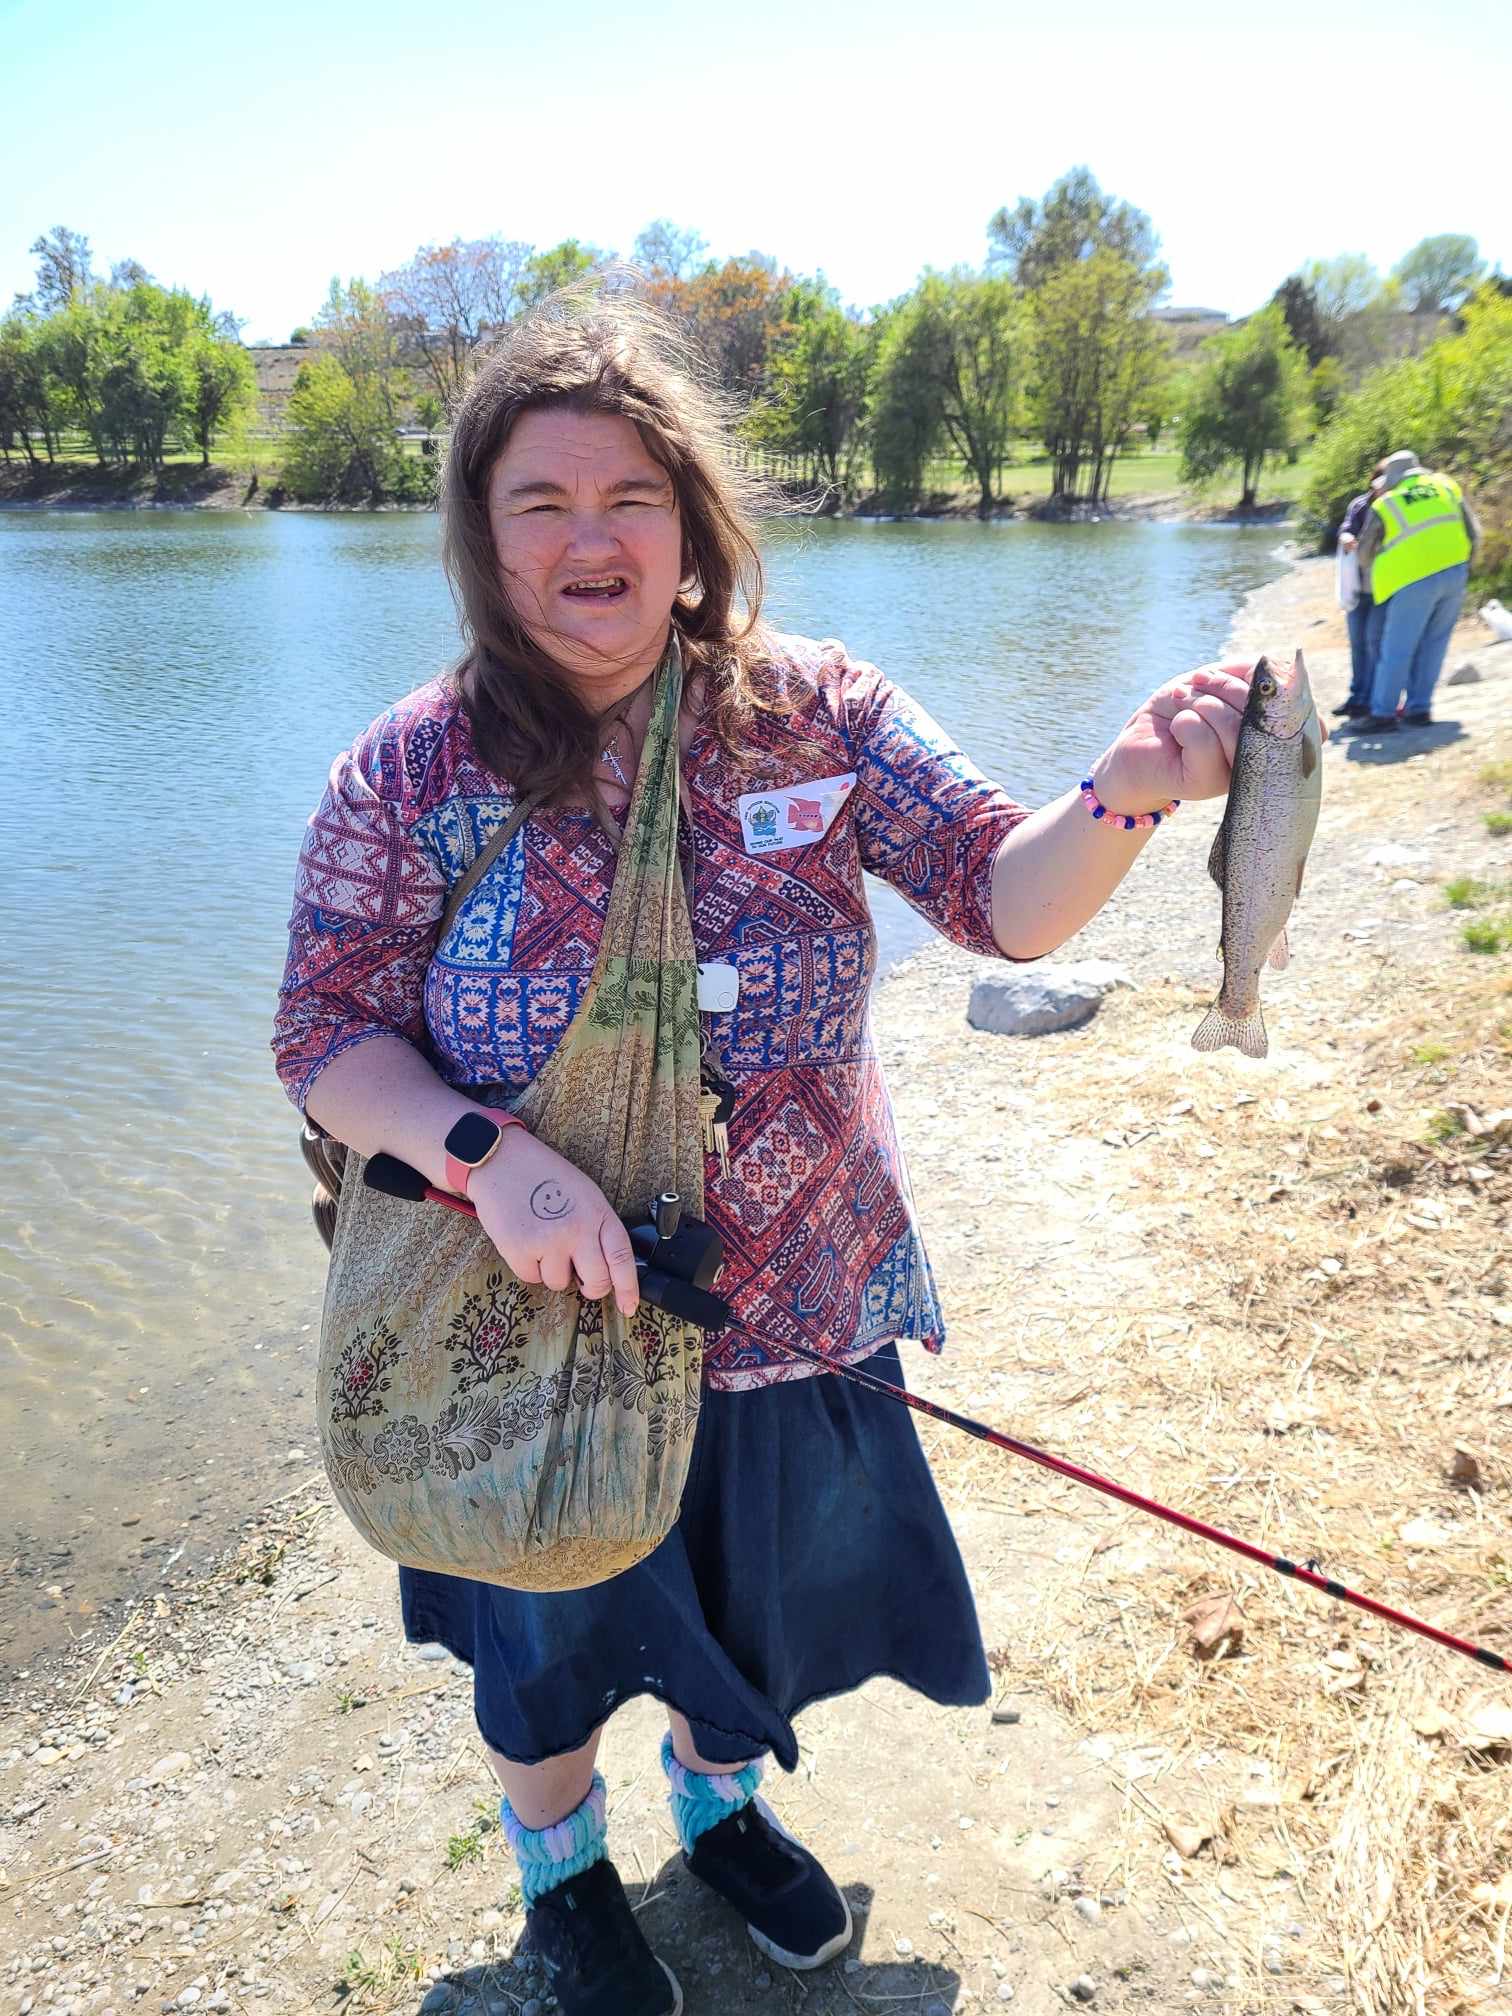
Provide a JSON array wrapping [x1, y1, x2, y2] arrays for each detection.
[[1268, 927, 1290, 971], [1295, 856, 1307, 899], [1207, 821, 1229, 891], [1192, 1001, 1269, 1059], [1300, 715, 1321, 779]]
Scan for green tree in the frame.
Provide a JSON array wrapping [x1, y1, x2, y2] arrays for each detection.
[[1030, 250, 1171, 502], [1270, 275, 1331, 367], [754, 280, 872, 494], [1301, 287, 1512, 593], [1308, 353, 1348, 429], [313, 277, 408, 428], [1178, 303, 1309, 507], [1392, 234, 1484, 313], [0, 317, 55, 461], [184, 329, 256, 464], [519, 240, 607, 306], [871, 271, 1023, 517], [281, 352, 397, 501], [987, 167, 1160, 288], [25, 225, 93, 313]]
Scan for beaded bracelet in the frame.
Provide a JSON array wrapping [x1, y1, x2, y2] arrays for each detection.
[[1080, 776, 1180, 831]]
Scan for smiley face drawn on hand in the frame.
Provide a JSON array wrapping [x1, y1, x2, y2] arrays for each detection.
[[529, 1181, 574, 1222]]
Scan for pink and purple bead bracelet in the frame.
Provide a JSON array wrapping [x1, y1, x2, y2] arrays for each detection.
[[1080, 776, 1180, 831]]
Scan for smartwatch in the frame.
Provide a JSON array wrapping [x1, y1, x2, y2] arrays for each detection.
[[443, 1110, 527, 1196]]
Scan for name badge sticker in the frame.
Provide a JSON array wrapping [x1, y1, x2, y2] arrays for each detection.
[[696, 962, 740, 1014], [736, 772, 857, 855]]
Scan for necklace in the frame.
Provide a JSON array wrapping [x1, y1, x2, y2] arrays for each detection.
[[598, 733, 631, 790]]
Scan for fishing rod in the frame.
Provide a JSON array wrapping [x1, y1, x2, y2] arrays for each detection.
[[362, 1159, 1508, 1676]]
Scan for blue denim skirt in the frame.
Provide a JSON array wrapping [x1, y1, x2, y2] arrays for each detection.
[[400, 1344, 989, 1769]]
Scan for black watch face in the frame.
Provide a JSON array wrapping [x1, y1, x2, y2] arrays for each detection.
[[445, 1112, 500, 1166]]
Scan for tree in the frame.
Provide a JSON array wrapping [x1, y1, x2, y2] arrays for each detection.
[[632, 220, 708, 282], [519, 240, 608, 306], [1308, 354, 1348, 429], [312, 277, 408, 428], [281, 353, 397, 501], [871, 271, 1023, 517], [1304, 253, 1382, 325], [1178, 304, 1309, 507], [109, 258, 152, 290], [1392, 234, 1484, 313], [1030, 250, 1171, 502], [754, 280, 872, 494], [0, 317, 55, 462], [184, 330, 256, 464], [987, 167, 1160, 289], [381, 236, 533, 410], [1270, 275, 1331, 367], [26, 226, 93, 313], [647, 255, 795, 398]]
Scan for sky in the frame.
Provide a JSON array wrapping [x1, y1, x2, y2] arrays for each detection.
[[3, 0, 1510, 342]]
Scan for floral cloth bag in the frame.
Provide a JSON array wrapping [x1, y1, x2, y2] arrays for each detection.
[[316, 646, 706, 1590]]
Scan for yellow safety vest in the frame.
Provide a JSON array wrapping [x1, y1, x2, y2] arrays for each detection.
[[1370, 471, 1472, 603]]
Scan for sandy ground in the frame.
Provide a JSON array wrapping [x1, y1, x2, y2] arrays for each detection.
[[3, 561, 1509, 2016]]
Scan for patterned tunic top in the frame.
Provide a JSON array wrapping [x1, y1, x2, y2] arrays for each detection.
[[273, 634, 1028, 1390]]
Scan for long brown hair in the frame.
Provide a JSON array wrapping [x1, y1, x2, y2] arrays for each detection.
[[441, 287, 786, 799]]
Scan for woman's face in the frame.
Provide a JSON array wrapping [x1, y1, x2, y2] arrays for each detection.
[[487, 408, 685, 701]]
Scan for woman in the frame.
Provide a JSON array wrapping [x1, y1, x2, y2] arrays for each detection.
[[273, 293, 1252, 2016]]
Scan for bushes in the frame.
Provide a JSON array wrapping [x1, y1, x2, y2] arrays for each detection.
[[1301, 288, 1512, 597]]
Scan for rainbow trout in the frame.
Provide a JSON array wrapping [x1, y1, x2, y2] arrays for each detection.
[[1191, 650, 1322, 1060]]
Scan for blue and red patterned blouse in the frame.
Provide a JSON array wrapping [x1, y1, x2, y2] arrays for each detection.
[[273, 635, 1027, 1390]]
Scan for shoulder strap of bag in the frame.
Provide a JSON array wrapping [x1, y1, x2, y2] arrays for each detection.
[[437, 789, 545, 944]]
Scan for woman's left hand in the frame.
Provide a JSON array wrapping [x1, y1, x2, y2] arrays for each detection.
[[1091, 660, 1257, 815]]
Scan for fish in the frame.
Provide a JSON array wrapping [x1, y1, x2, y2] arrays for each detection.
[[1191, 650, 1322, 1060]]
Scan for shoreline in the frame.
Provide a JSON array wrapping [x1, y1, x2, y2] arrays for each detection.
[[2, 554, 1508, 2014], [0, 464, 1301, 530]]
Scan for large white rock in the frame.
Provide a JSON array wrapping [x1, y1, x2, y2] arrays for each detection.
[[968, 961, 1135, 1037]]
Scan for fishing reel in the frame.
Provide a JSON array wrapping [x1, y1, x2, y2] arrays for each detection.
[[362, 1155, 731, 1330], [622, 1191, 730, 1330]]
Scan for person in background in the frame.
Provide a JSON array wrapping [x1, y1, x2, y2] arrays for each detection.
[[1358, 449, 1480, 732], [1333, 461, 1386, 720]]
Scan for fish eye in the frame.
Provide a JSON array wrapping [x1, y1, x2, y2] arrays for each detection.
[[1258, 676, 1276, 696]]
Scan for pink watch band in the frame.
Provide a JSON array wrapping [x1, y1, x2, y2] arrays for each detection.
[[444, 1111, 528, 1196]]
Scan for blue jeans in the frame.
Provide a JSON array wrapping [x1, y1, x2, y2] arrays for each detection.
[[1368, 562, 1469, 718], [1345, 600, 1374, 707]]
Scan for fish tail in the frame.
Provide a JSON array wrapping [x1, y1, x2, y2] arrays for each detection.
[[1191, 1000, 1268, 1059]]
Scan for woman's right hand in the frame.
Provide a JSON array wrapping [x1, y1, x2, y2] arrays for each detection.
[[468, 1132, 640, 1318]]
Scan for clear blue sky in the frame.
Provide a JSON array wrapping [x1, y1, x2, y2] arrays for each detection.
[[3, 0, 1508, 341]]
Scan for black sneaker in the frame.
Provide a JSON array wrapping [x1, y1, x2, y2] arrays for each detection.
[[1332, 701, 1369, 718], [1402, 709, 1433, 726], [527, 1859, 682, 2015], [685, 1798, 853, 1971], [1363, 716, 1399, 734]]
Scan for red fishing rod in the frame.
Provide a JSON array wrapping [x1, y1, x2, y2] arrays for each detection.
[[363, 1159, 1508, 1675]]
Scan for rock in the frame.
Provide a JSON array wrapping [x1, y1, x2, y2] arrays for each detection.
[[520, 2002, 542, 2016], [34, 1748, 62, 1766], [418, 1989, 458, 2016], [1074, 1896, 1102, 1924], [992, 1705, 1021, 1725], [147, 1753, 191, 1785], [968, 972, 1105, 1037], [998, 1987, 1016, 2004], [1069, 1976, 1098, 2003], [1190, 1968, 1219, 1990], [1446, 662, 1481, 686], [894, 1936, 913, 1956], [1366, 842, 1427, 870]]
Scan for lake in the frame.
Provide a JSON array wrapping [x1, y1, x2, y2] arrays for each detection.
[[0, 508, 1288, 1667]]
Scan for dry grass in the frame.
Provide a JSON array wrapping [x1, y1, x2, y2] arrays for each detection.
[[924, 964, 1512, 2012]]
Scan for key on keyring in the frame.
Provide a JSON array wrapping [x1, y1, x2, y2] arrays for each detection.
[[699, 1065, 737, 1179]]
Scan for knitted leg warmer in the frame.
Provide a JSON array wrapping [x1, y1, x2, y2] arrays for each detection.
[[660, 1732, 764, 1854], [499, 1772, 608, 1907]]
